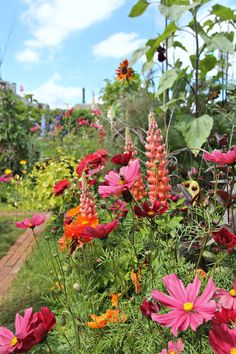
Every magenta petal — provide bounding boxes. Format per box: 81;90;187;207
194;277;215;306
162;274;187;302
186;275;201;302
0;327;15;344
151;289;182;308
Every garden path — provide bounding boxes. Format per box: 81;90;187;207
0;211;51;303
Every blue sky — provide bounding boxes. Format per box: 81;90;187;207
0;0;161;107
0;0;235;108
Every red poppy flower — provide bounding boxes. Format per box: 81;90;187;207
110;152;132;166
116;59;134;81
76;149;108;178
203;146;236;165
134;200;168;218
53;179;70;196
212;227;236;253
79;219;119;242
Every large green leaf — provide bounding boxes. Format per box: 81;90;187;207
211;4;236;21
178;114;213;156
130;47;148;65
199;54;217;78
153;21;178;49
202;33;235;53
157;69;179;95
159;3;200;21
129;0;149;17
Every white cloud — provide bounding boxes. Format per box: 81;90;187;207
93;32;146;59
15;48;40;63
17;0;126;62
31;73;82;108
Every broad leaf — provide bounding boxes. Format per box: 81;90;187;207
159;3;200;21
173;41;187;52
212;4;236;21
157;69;179;95
199;54;217;78
130;47;148;65
153;21;178;49
178;114;213;156
129;0;149;17
203;33;235;53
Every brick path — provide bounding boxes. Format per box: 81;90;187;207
0;212;51;303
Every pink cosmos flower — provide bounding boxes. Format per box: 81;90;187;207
79;219;119;242
98;159;140;198
218;278;236;310
158;339;184;354
203;146;236;165
209;323;236;354
151;274;216;336
0;307;56;353
16;213;46;229
0;308;35;353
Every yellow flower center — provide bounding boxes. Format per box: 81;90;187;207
119;175;126;185
230;289;236;297
230;348;236;354
147;211;155;216
183;302;194;312
10;336;18;347
170;352;175;354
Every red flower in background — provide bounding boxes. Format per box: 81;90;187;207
203;146;236;165
212;227;236;253
134;200;168;218
53;179;70;196
33;307;56;344
65;108;73;117
30;125;40;132
76;149;108;178
16;213;46;229
140;299;160;320
212;307;236;326
77;118;89;126
110;152;132;166
80;219;119;242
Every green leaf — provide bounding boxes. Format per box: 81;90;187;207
129;0;149;17
142;60;154;73
153;21;178;49
159;3;200;21
130;47;148;65
203;33;235;53
199;54;217;78
178;114;213;156
212;4;236;21
146;46;156;62
157;69;179;95
173;41;187;52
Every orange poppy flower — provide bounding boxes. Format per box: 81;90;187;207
110;293;122;308
131;267;141;293
87;309;127;328
116;59;134;81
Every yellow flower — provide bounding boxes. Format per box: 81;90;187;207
22;170;27;175
4;169;12;175
20;160;27;165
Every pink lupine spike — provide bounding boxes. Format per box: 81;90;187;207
80;172;98;219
